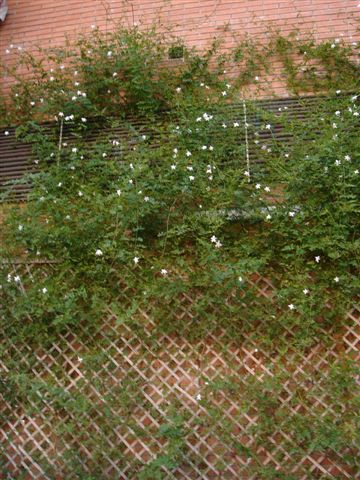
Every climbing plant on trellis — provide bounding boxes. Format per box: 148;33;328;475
0;25;359;479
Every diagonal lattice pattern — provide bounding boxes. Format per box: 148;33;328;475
0;262;359;479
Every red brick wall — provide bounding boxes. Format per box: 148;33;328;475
0;0;359;97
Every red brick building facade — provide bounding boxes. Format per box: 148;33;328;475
0;0;359;97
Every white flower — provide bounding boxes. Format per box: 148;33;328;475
209;145;214;151
336;90;341;94
201;145;207;150
186;150;192;157
18;225;23;231
78;191;83;197
196;117;202;122
95;249;103;256
303;288;309;295
112;72;118;77
222;123;227;128
81;117;87;123
102;153;107;158
315;256;320;263
116;189;121;196
266;214;272;220
42;287;48;294
49;76;55;82
107;51;112;57
77;356;83;362
332;123;337;129
196;393;202;401
4;131;9;136
289;211;295;217
144;196;150;202
171;164;176;170
14;275;20;283
244;171;250;177
189;176;195;181
354;170;359;175
264;186;271;192
133;257;139;264
238;276;243;282
72;148;77;153
187;166;193;171
65;215;71;220
175;87;181;93
255;183;261;189
335;111;340;116
215;240;222;248
334;276;340;283
265;124;271;130
288;304;295;310
221;91;227;96
211;235;217;243
344;155;351;161
58;112;64;117
160;269;168;276
233;122;240;127
335;160;341;166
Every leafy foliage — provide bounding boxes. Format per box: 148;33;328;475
0;25;359;479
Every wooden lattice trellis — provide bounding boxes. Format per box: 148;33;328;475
0;262;359;479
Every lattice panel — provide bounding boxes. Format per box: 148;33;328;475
0;262;359;479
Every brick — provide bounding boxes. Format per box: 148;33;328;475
0;0;359;99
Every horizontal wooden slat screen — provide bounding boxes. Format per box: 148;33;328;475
0;95;324;201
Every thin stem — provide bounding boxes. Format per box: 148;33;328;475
243;100;251;182
57;118;64;167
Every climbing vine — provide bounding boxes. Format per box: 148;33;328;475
0;25;359;479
